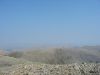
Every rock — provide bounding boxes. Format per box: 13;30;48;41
2;63;100;75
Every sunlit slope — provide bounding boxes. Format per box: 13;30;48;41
0;56;33;68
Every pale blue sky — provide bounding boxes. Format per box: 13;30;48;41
0;0;100;48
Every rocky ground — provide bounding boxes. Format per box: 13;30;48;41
0;63;100;75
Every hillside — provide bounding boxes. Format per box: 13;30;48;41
16;47;100;64
0;46;100;75
0;56;34;73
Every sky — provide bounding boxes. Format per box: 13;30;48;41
0;0;100;49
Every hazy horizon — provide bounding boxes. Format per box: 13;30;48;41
0;0;100;49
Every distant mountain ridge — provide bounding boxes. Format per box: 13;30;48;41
82;45;100;51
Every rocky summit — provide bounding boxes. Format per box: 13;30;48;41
1;63;100;75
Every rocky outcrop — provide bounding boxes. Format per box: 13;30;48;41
2;63;100;75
